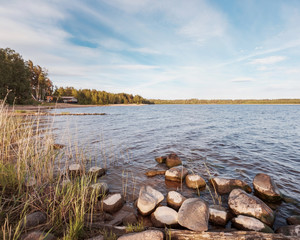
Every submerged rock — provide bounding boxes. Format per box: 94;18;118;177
253;173;282;202
118;230;164;240
145;170;166;177
228;189;275;226
102;193;124;214
137;186;164;216
165;166;188;182
276;225;300;237
210;177;252;194
185;174;206;189
88;166;106;177
178;198;209;231
167;191;186;211
23;231;56;240
209;205;230;226
166;153;182;168
287;215;300;225
151;206;178;227
155;156;167;164
232;215;274;233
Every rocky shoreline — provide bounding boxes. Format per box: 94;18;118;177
21;153;300;240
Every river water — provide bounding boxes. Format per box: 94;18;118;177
50;104;300;229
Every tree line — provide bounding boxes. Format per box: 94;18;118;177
54;87;153;105
0;48;53;104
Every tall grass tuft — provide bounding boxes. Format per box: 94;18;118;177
0;98;100;239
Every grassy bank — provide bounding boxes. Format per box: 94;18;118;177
0;100;103;239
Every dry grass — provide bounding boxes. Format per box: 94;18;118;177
0;97;101;240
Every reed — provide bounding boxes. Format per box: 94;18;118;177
0;99;101;240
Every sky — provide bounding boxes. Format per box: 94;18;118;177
0;0;300;100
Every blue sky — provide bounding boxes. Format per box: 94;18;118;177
0;0;300;99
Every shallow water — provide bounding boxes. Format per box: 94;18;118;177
50;104;300;229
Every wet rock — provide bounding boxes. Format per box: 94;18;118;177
165;166;188;182
185;174;206;189
178;198;209;231
109;205;136;226
209;205;230;226
68;163;84;176
23;231;56;240
209;177;252;194
145;170;166;177
253;173;282;202
276;225;300;237
232;215;274;233
118;230;163;240
287;215;300;225
155;156;167;164
166;153;182;168
102;193;124;214
137;186;164;216
167;191;186;211
228;189;275;226
151;206;178;227
22;211;47;229
137;215;153;228
90;182;109;196
89;166;106;177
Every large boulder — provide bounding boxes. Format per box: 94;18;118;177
167;191;185;211
228;189;275;226
209;205;230;226
178;198;209;231
102;193;124;214
209;177;252;194
151;206;178;227
118;230;164;240
253;173;282;202
165;166;188;182
287;215;300;225
276;225;300;237
166;153;182;168
137;186;164;216
232;215;274;233
185;174;206;189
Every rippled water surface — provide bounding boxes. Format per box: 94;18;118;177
51;104;300;229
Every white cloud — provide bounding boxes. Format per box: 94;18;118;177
230;77;255;83
250;56;286;65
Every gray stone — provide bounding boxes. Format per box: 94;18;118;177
137;186;164;216
287;215;300;225
102;193;124;214
276;225;300;237
165;166;188;182
178;198;209;231
167;191;185;211
253;173;282;202
89;166;106;177
232;215;274;233
22;211;47;229
151;206;178;227
209;205;230;226
228;189;275;226
185;174;206;189
166;153;182;168
90;182;109;196
122;213;138;226
23;231;56;240
68;163;84;176
118;230;163;240
86;235;104;240
210;177;252;194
